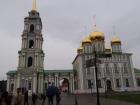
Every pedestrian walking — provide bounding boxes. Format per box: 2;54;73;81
24;90;28;105
41;94;46;105
14;89;22;105
5;93;13;105
32;93;37;105
46;83;56;105
56;88;61;105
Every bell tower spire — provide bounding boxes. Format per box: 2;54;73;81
32;0;37;11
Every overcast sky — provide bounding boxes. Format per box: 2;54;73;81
0;0;140;80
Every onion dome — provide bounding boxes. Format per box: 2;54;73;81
77;46;83;54
82;36;91;45
90;31;104;41
111;36;121;45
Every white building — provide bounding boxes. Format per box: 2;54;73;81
72;25;140;93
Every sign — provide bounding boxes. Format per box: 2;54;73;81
85;59;101;68
96;53;112;58
86;59;95;68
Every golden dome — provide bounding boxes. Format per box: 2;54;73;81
77;46;83;53
90;31;104;41
111;36;121;44
82;36;91;45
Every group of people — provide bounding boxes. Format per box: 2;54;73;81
0;83;61;105
0;91;13;105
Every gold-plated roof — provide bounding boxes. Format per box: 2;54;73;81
89;17;105;41
111;36;121;44
77;46;83;53
32;0;37;11
82;36;91;45
90;31;104;40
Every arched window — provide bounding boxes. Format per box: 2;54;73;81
137;78;140;87
116;79;120;87
114;63;119;73
98;79;102;88
126;79;129;87
29;40;34;48
28;57;33;67
30;24;34;32
11;83;14;92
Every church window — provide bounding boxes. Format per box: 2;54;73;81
98;79;102;88
87;68;91;75
116;79;120;87
29;40;34;48
10;83;14;92
123;63;128;73
30;24;34;32
28;81;31;90
88;80;92;89
137;78;140;87
114;63;119;73
126;79;129;87
106;64;110;74
28;57;33;67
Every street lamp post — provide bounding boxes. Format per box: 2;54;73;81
94;51;100;105
86;50;112;105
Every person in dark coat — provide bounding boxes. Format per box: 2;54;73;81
46;83;56;105
41;94;46;105
24;90;28;105
56;88;61;105
14;89;22;105
6;93;13;105
32;93;37;105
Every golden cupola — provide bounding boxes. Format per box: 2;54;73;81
77;46;83;54
82;36;91;45
89;23;105;41
111;36;121;45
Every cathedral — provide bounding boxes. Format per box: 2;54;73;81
7;0;140;95
72;24;140;93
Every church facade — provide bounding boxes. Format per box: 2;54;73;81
72;26;140;93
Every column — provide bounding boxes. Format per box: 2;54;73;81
120;64;124;91
33;73;37;93
72;76;74;93
24;39;26;48
41;41;43;49
34;55;36;66
37;40;39;49
18;55;21;67
14;76;17;94
93;67;96;90
21;39;24;49
23;55;25;67
39;40;41;49
7;75;10;92
40;75;44;93
70;77;73;93
17;74;20;88
36;55;38;66
57;76;59;87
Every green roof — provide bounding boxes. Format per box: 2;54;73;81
44;69;73;73
134;68;140;74
7;70;17;75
